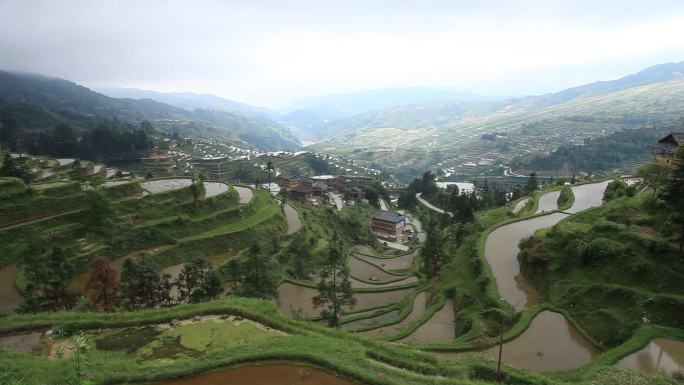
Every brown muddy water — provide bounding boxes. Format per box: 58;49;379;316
342;310;401;331
277;282;412;318
233;186;254;204
0;263;21;313
616;338;684;378
535;191;560;214
0;331;43;354
361;292;427;338
160;263;187;300
350;275;418;289
400;299;455;344
352;250;416;271
566;181;610;213
284;204;302;235
348;256;407;284
437;311;599;372
154;363;358;385
485;213;569;310
203;182;229;198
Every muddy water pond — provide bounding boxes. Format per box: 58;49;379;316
0;263;21;313
203;182;229;198
566;181;610;213
616;338;684;378
400;299;455;344
234;186;254;203
0;331;43;354
348;256;407;284
141;179;193;194
284;204;302;234
485;213;569;310
277;282;412;318
438;311;599;372
361;292;427;338
350;275;418;289
154;363;358;385
535;191;560;214
160;263;187;300
342;310;401;331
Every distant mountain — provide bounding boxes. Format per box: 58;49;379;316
520;61;684;108
0;71;300;151
280;105;353;139
280;87;503;115
95;86;276;119
309;61;684;180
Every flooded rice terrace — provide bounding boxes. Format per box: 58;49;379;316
154;363;358;385
284;203;302;234
141;178;193;194
535;190;560;213
202;181;229;198
277;282;412;318
617;338;684;377
0;263;21;313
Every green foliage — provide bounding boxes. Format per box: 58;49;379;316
603;179;636;201
511;126;674;175
312;243;356;328
117;258;172;310
577;237;629;264
83;189;115;234
176;259;222;304
21;246;76;312
233;243;278;299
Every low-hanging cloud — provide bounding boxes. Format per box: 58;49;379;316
1;0;684;107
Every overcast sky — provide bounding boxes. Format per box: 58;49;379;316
1;0;684;108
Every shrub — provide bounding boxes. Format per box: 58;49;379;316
577;237;628;264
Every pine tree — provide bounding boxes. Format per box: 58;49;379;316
312;244;356;328
237;243;277;299
175;258;221;303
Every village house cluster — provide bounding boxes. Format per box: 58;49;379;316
276;174;373;204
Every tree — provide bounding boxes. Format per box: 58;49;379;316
0;153;19;178
85;257;117;311
83;189;115;233
663;146;684;251
175;258;222;303
525;172;538;194
237;243;277;299
52;123;77;157
636;162;674;198
117;258;170;310
422;225;443;278
312;244;356;328
21;246;76;311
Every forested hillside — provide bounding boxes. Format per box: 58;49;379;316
0;71;300;151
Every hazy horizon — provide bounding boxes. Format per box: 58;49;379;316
2;0;684;108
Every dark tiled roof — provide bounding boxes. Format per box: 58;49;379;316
372;210;404;223
658;133;684;145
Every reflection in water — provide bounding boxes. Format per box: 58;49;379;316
203;182;229;198
277;282;412;317
233;186;254;204
535;191;560;214
0;263;21;313
485;213;569;310
617;338;684;378
437;311;599;372
284;204;302;234
400;299;455;343
361;292;427;337
154;363;357;385
566;181;609;213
